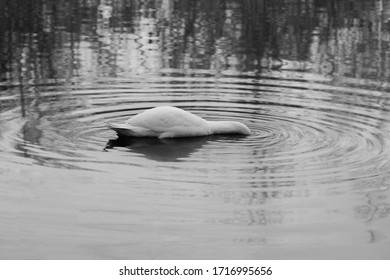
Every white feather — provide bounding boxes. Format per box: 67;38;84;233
107;106;251;138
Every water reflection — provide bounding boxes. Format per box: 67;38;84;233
104;136;207;161
2;0;390;82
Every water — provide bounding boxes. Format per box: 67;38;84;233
1;0;390;259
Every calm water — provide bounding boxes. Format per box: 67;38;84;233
1;0;390;259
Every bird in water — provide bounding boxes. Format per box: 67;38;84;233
107;106;251;139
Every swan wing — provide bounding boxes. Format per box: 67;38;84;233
127;106;207;132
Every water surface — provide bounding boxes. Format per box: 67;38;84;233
1;0;390;259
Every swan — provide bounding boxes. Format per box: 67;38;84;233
107;106;251;138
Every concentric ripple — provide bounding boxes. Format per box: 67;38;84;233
2;70;390;190
2;69;390;259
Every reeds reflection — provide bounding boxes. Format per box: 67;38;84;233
2;0;390;83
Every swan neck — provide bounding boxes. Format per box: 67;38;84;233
207;120;248;135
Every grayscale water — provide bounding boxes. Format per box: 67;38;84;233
1;0;390;259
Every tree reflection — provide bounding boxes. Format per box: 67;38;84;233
2;0;390;83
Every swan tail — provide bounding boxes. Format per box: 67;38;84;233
106;122;136;137
106;122;157;137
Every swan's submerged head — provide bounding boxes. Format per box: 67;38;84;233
207;120;251;135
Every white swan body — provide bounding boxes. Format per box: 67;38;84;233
107;106;251;138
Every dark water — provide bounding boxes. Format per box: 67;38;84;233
1;0;390;259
